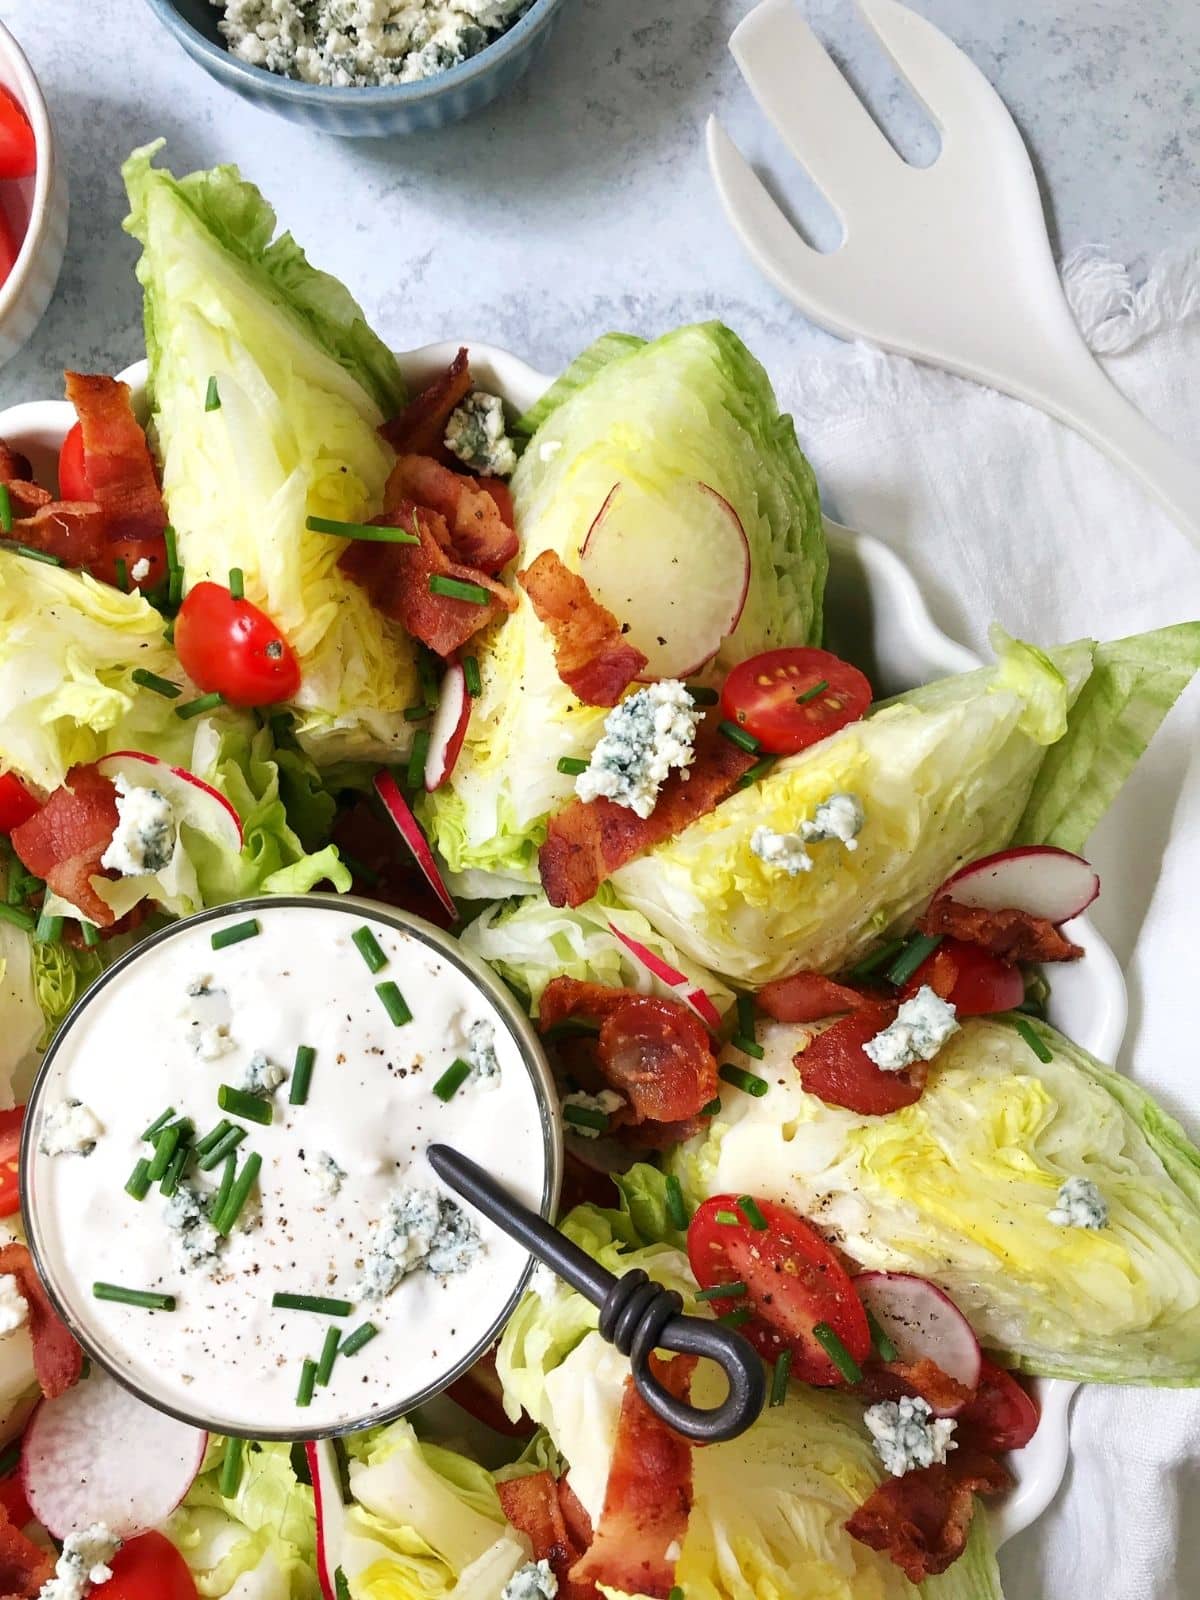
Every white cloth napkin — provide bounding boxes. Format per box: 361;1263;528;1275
776;244;1200;1600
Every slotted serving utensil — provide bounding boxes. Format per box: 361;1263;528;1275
708;0;1200;551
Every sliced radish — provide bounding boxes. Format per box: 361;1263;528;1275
374;770;457;922
579;481;751;680
96;751;243;853
423;663;471;793
308;1439;345;1600
856;1272;982;1412
606;921;724;1033
22;1367;206;1538
934;846;1098;926
681;987;724;1032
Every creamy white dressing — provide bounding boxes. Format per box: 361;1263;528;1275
26;903;550;1436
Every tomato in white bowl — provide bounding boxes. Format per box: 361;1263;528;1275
0;20;67;369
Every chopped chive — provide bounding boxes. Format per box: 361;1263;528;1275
351;925;388;974
564;1103;610;1132
700;1096;722;1117
665;1173;689;1231
228;566;244;599
335;1570;351;1600
463;655;482;697
556;756;588;776
79;919;100;947
0;483;10;532
407;729;431;789
685;684;719;706
769;1348;792;1406
866;1308;899;1364
306;514;419;545
738;1196;769;1232
196;1124;247;1171
141;1106;176;1142
131;667;182;699
0;906;34;932
194;1119;233;1158
433;1058;472;1103
813;1321;863;1384
269;710;295;747
885;933;942;987
164;524;179;571
696;1281;747;1302
339;1321;379;1358
735;754;778;790
403;704;430;723
716;1306;754;1329
124;1158;152;1201
848;938;907;980
289;1044;316;1106
211;917;260;950
296;1357;318;1408
148;1122;182;1182
34;911;62;945
9;544;63;566
668;1589;685;1600
717;719;760;754
160;1140;192;1197
416;649;440;708
205;376;222;412
375;981;412;1027
176;691;224;721
1012;1016;1053;1063
93;1283;175;1311
5;870;23;907
210;1152;237;1223
219;1436;244;1498
168;567;184;605
218;1085;274;1126
731;1035;765;1060
162;619;175;645
540;1018;600;1042
113;557;128;592
338;852;380;887
427;574;490;605
213;1152;262;1236
316;1324;341;1387
272;1293;353;1317
714;1209;740;1226
718;1063;768;1098
736;993;756;1039
796;678;829;704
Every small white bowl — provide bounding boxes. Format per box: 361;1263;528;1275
0;21;68;370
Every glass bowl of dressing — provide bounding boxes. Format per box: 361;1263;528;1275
21;894;561;1440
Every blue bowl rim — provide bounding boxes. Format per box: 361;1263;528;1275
141;0;566;104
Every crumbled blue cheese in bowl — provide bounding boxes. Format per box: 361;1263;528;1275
211;0;534;88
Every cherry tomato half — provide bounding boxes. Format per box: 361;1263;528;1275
102;1531;198;1600
174;581;301;708
57;421;93;502
0;88;35;183
797;1003;927;1116
89;536;169;595
688;1195;871;1385
721;647;872;756
956;1357;1040;1453
905;939;1025;1017
0;774;39;835
0;1106;22;1218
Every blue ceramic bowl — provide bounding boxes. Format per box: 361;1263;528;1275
141;0;571;136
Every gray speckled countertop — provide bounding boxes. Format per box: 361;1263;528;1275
1;0;1197;403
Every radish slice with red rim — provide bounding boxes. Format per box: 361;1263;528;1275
96;751;243;853
423;663;470;793
374;771;457;922
934;846;1099;926
308;1439;345;1600
681;986;724;1032
856;1271;982;1411
606;921;724;1033
22;1366;207;1538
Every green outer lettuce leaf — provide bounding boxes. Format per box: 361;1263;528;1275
1018;621;1200;851
610;1162;690;1252
512;332;646;437
30;939;102;1051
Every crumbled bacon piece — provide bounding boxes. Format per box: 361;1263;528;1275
64;373;166;544
539;977;636;1033
796;1003;929;1116
758;971;871;1023
0;1504;56;1597
337;502;516;657
518;550;647;707
845;1446;1011;1582
539;721;756;908
858;1356;974;1416
571;1354;695;1599
379;347;472;457
10;765;119;928
497;1472;597;1600
4;501;106;567
0;442;33;483
385;454;517;575
0;1242;83;1400
918;898;1083;963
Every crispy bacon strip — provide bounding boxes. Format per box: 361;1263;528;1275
338;503;516;657
858;1357;974;1416
758;971;870;1023
0;1505;56;1597
4;501;106;567
0;1243;83;1400
385;454;517;575
557;1477;594;1551
518;550;647;707
10;765;119;928
64;373;166;543
0;442;33;483
539;978;637;1033
497;1473;597;1600
540;721;757;908
379;347;472;456
845;1447;1011;1583
918;898;1083;963
571;1355;695;1599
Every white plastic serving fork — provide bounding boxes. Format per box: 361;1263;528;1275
708;0;1200;552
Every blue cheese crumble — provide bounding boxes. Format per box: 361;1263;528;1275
445;393;518;478
865;1397;957;1477
1048;1175;1108;1230
100;776;176;877
466;1018;500;1090
863;985;959;1072
576;682;699;819
312;1151;346;1199
751;792;866;877
211;1;531;88
562;1088;624;1138
240;1051;287;1097
750;826;812;877
164;1184;222;1273
181;977;236;1061
39;1099;102;1157
0;1274;27;1337
502;1561;559;1600
39;1522;122;1600
358;1187;483;1300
